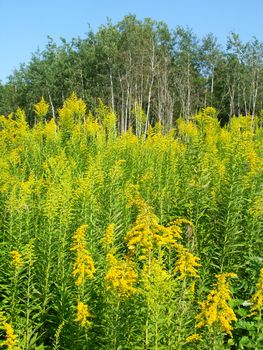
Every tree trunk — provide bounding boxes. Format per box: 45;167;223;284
48;89;56;120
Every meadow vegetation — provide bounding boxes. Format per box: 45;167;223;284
0;93;262;349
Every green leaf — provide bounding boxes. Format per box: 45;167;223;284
239;336;254;348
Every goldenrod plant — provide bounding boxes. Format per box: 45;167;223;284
0;94;262;349
34;97;49;122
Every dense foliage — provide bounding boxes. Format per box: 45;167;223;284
0;95;262;349
1;15;263;127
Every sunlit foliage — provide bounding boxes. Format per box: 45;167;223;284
0;96;262;349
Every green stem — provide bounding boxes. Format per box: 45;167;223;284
114;299;120;350
155;317;158;350
145;310;149;350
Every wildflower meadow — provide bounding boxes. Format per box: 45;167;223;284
0;93;262;349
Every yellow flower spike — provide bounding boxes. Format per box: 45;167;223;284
174;243;201;280
250;268;263;316
186;333;202;343
196;273;237;336
15;108;27;129
34;97;49;119
105;253;138;298
43;118;58;140
95;98;116;130
189;281;196;295
101;223;115;250
84;111;102;136
125;195;189;260
58;92;86;131
71;225;96;286
142;258;171;294
10;250;23;269
3;322;20;350
177;119;199;138
76;301;92;328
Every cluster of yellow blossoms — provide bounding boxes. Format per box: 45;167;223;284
2;322;20;350
125;196;190;256
101;223;115;250
71;225;95;329
125;195;201;283
71;225;96;286
10;250;23;269
0;310;20;350
196;273;237;336
58;92;86;127
173;243;201;280
75;301;92;328
34;97;49;119
250;268;263;316
105;253;138;297
141;257;171;299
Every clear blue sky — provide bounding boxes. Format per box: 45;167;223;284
1;0;263;82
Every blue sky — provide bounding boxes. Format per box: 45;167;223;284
1;0;263;82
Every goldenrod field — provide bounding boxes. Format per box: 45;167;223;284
0;94;262;349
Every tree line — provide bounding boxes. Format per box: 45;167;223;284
1;15;263;129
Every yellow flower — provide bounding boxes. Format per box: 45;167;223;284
10;250;23;269
177;119;198;138
219;128;231;144
189;281;196;295
125;196;187;259
71;225;88;249
101;224;115;250
3;322;20;350
58;92;86;130
142;257;171;297
71;225;96;286
84;112;101;136
43;118;58;140
76;301;92;328
186;333;202;343
34;97;49;119
248;190;263;217
196;273;237;336
72;251;96;286
105;253;137;297
174;243;201;279
250;268;263;316
95;98;116;130
109;160;126;180
202;106;217;118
